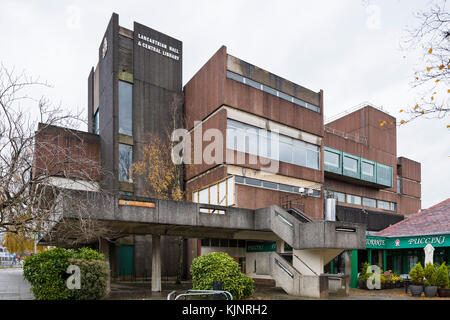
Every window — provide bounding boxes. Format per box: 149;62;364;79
378;200;390;210
279;184;293;192
118;80;133;136
362;162;374;176
193;176;235;211
363;197;377;208
397;177;402;194
226;119;320;170
246;178;261;187
262;181;278;189
93;110;99;135
324;150;340;167
334;192;346;203
347;194;362;205
390;202;397;211
376;163;392;187
226;71;320;113
343;156;358;172
118;144;133;182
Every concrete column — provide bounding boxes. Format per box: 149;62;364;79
276;240;285;253
152;235;161;292
344;251;352;294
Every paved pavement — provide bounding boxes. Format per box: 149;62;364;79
0;267;34;300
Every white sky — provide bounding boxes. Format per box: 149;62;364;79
0;0;448;209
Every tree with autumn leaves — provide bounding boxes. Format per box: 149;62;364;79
130;94;186;283
400;0;449;126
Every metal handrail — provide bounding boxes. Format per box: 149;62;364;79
167;289;233;300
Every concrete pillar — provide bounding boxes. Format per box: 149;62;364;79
276;240;285;254
344;251;352;294
152;235;161;292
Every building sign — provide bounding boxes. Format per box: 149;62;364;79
366;237;385;248
118;199;155;208
246;241;277;252
366;235;450;249
136;33;180;61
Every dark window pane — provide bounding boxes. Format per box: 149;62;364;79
263;85;277;96
279;184;293;192
118;144;133;182
229;239;238;247
220;239;229;247
245;77;261;90
227;71;244;83
201;239;210;246
238;240;246;248
292;97;306;107
278;91;293;102
262;181;278;189
235;176;244;184
210;239;220;247
118;81;133;136
245;178;261;187
94;110;99;135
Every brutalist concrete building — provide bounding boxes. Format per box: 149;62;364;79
35;12;422;297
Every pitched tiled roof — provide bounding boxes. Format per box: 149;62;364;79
375;198;450;238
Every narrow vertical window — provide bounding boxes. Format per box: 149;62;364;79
118;144;133;182
118;81;133;136
93;110;99;135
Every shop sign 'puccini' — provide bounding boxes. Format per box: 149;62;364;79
136;33;180;61
366;235;450;249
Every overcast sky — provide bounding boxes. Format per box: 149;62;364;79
0;0;448;209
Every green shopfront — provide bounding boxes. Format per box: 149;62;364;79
348;234;450;287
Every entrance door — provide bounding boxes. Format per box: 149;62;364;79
119;245;134;278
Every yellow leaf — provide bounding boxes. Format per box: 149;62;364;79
414;105;419;110
439;65;444;70
399;109;404;113
426;67;431;71
435;79;440;83
448;89;450;93
420;110;424;114
428;48;433;54
431;96;434;101
400;120;405;124
447;125;450;128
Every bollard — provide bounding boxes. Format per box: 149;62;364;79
212;280;223;300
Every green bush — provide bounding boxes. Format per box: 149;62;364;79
190;252;254;299
358;262;370;282
67;258;109;300
409;262;424;285
424;263;437;286
23;247;108;300
436;262;449;289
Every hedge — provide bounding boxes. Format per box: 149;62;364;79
23;247;108;300
190;252;254;299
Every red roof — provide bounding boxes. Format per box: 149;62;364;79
375;198;450;238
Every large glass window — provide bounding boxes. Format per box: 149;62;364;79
93;110;99;135
118;81;133;136
363;197;377;208
377;163;392;187
324;150;340;167
343;156;358;172
226;119;320;170
333;192;346;203
362;162;374;176
118;144;133;182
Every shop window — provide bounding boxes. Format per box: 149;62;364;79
93;110;99;134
